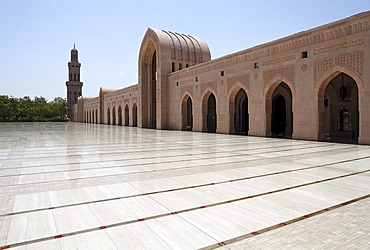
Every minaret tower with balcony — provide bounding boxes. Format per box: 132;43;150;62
66;44;83;105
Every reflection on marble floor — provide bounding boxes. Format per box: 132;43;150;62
0;122;369;249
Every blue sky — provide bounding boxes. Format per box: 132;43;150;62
0;0;369;100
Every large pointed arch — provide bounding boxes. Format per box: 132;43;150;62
315;66;363;143
140;39;157;129
138;28;211;129
264;76;295;138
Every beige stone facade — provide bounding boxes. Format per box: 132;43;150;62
69;12;370;144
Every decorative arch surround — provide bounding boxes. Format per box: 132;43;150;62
264;77;295;138
314;51;364;82
180;93;193;131
315;66;364;102
228;85;249;135
316;67;361;143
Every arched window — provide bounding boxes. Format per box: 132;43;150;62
338;107;352;132
179;63;182;70
172;62;175;72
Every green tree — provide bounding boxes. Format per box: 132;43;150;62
32;96;48;121
0;95;12;121
49;97;69;120
18;96;33;121
0;95;69;122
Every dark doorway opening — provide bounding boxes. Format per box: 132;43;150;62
272;95;286;137
150;51;157;128
207;94;217;133
112;107;116;125
118;106;122;126
107;108;111;125
234;89;248;135
125;105;129;126
186;97;193;131
132;104;138;127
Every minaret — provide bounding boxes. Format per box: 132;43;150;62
66;44;83;105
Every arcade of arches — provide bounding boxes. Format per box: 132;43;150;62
71;12;370;145
103;104;138;128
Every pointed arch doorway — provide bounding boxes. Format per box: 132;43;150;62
207;94;217;133
181;95;193;131
141;46;157;129
232;89;248;135
270;82;293;138
112;107;116;125
125;105;129;126
320;73;359;144
107;107;111;125
118;106;122;126
132;103;138;127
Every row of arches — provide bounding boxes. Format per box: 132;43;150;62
181;83;292;137
180;72;359;144
84;103;138;127
85;109;98;124
106;103;138;127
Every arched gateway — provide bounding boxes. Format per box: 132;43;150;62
266;82;293;139
138;28;211;129
319;72;359;144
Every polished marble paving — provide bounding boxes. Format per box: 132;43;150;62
0;122;369;249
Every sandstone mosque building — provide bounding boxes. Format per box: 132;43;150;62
67;11;370;145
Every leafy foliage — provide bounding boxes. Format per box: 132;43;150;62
0;95;69;122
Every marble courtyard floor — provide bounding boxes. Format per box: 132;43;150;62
0;122;369;249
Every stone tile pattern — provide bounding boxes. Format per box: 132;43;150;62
222;197;370;250
0;122;369;249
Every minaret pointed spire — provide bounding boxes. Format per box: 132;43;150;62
66;45;83;106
